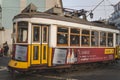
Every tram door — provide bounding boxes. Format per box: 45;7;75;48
31;25;48;65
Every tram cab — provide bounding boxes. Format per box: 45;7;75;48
8;20;53;70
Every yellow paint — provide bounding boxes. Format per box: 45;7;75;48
116;46;120;59
8;45;31;69
48;48;52;66
27;45;31;67
31;44;49;65
105;49;114;54
8;43;51;69
8;60;29;69
31;44;41;64
41;44;48;64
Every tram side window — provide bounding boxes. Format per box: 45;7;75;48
57;27;68;46
100;32;106;46
108;33;113;47
33;27;40;42
81;30;90;46
91;31;99;46
70;28;80;46
17;22;28;43
13;23;16;43
116;34;120;45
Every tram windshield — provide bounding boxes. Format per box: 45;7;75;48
17;21;28;43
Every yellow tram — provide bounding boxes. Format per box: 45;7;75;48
8;4;120;73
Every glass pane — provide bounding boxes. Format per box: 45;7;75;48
81;30;90;46
71;28;80;34
100;32;106;46
116;34;119;45
33;27;40;41
58;27;68;33
70;35;79;45
100;37;106;46
43;27;48;43
43;46;46;60
82;30;90;35
108;33;113;37
13;23;16;43
33;46;39;60
108;38;113;47
108;33;113;47
100;32;106;37
17;22;28;42
81;36;89;46
57;27;68;45
91;31;99;46
57;34;68;44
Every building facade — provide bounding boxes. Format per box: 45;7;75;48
0;0;62;53
109;1;120;45
109;1;120;29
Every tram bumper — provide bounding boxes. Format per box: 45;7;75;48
8;59;29;71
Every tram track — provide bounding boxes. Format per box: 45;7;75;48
12;62;120;80
20;66;105;79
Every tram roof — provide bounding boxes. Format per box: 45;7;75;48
13;3;117;30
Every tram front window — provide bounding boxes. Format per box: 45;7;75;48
17;22;28;43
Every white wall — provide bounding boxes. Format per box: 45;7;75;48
0;29;12;55
45;0;62;10
20;0;26;12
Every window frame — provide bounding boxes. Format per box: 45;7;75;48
70;28;80;46
42;26;48;43
32;26;40;42
100;31;106;47
107;33;113;47
17;21;28;43
12;22;17;43
81;29;90;46
33;46;39;60
91;30;99;47
57;26;69;46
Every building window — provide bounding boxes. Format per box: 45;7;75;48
57;27;68;46
70;28;80;46
17;21;28;43
91;31;99;46
100;32;106;46
81;30;90;46
108;33;113;47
